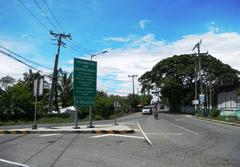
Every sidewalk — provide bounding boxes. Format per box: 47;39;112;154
0;124;134;134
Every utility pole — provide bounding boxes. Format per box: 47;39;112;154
128;75;137;112
192;40;203;114
48;31;71;113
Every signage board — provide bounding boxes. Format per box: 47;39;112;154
199;94;205;105
73;58;97;107
192;100;199;105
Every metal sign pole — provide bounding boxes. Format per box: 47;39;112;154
73;98;80;129
88;106;94;128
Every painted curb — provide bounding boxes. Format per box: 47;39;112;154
0;129;134;134
195;117;240;127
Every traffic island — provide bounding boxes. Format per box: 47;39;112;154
0;124;134;134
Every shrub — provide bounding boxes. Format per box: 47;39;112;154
210;108;220;117
95;115;103;121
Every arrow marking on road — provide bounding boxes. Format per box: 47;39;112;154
0;159;29;167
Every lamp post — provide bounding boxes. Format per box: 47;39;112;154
88;50;108;128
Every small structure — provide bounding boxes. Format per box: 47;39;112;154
217;89;240;119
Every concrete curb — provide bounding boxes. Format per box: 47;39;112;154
0;129;134;135
195;116;240;127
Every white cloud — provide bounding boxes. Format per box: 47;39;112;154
104;37;131;43
97;31;240;95
139;19;150;29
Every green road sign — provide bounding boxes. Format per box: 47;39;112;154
73;58;97;107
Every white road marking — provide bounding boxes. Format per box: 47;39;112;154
120;122;137;125
0;159;29;167
168;122;200;135
89;134;110;138
133;128;141;132
39;134;61;137
89;134;144;139
145;132;183;135
137;121;152;146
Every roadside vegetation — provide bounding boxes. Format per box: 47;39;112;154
0;69;152;126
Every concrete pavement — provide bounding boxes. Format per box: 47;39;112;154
0;112;240;167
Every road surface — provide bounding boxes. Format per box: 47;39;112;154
0;112;240;167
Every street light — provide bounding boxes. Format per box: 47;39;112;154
91;50;108;60
88;50;108;128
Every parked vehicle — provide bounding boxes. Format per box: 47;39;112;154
142;106;152;115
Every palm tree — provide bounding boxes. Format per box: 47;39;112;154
23;69;41;88
58;68;73;108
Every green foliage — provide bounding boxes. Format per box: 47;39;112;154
0;82;33;121
94;115;104;120
210;108;220;117
139;54;240;112
0;75;15;90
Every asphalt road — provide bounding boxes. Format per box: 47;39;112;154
0;112;240;167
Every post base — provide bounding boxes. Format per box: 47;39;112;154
73;126;80;129
32;124;37;129
87;125;95;128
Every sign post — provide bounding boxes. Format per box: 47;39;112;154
73;58;97;129
114;100;119;125
32;76;44;129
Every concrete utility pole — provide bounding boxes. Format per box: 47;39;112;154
192;40;203;113
128;75;138;112
48;31;71;113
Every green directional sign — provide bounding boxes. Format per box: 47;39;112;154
73;58;97;107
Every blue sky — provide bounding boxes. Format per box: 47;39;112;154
0;0;240;95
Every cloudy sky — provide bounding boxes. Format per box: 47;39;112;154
0;0;240;96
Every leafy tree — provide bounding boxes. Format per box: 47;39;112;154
139;54;240;112
0;75;15;90
0;82;33;121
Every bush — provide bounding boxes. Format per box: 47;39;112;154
210;108;220;117
94;115;103;120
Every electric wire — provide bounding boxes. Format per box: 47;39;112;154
42;0;65;32
0;45;53;71
18;0;50;32
33;0;60;32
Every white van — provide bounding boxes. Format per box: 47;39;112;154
142;106;152;115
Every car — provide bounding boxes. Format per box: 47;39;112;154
142;106;152;115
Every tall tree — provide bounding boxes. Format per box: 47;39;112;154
139;54;240;112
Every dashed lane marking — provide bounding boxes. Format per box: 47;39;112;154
0;158;29;167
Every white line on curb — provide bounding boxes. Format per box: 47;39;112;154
137;121;152;146
0;159;29;167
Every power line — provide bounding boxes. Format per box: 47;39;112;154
0;45;53;71
18;0;49;32
0;49;50;77
42;0;65;32
33;0;60;32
